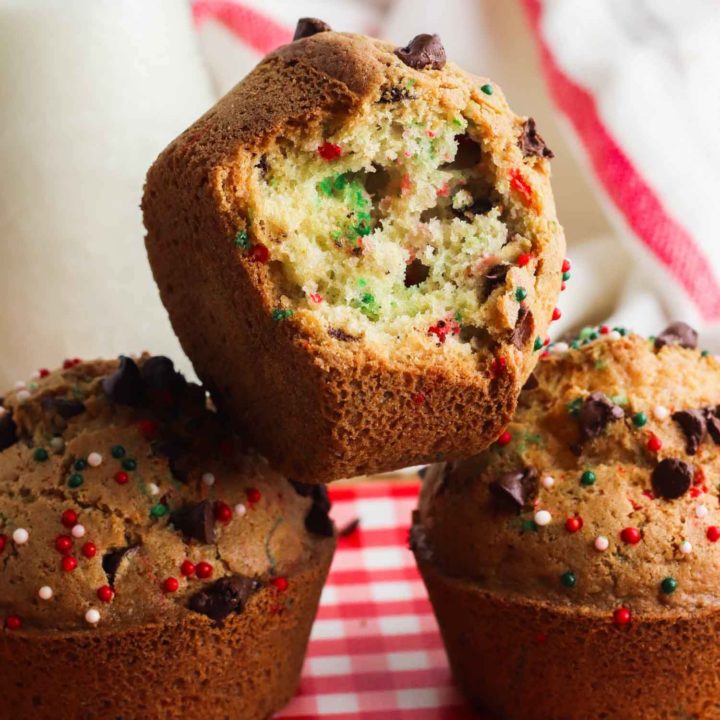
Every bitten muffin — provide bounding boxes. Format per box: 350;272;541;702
413;322;720;720
0;355;335;720
142;19;566;483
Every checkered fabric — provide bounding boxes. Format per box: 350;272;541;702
278;480;476;719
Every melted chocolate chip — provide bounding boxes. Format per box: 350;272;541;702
654;322;698;350
705;407;720;444
140;356;187;397
522;373;539;391
291;481;334;537
519;118;554;159
188;575;259;622
293;17;332;41
328;327;359;342
170;500;215;544
578;392;624;442
483;263;511;299
41;397;86;419
0;412;17;451
672;410;707;455
338;518;360;537
152;435;191;482
652;458;693;500
510;307;534;349
102;356;145;406
489;468;538;511
102;546;138;587
378;86;414;104
404;258;430;287
394;34;446;70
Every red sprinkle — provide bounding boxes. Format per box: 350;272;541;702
309;292;323;304
428;318;460;344
61;509;78;528
646;433;662;452
490;357;507;378
114;471;129;485
620;527;641;545
271;576;289;592
509;168;534;206
137;419;159;440
318;142;342;161
61;556;78;572
613;607;632;626
497;431;512;446
81;542;97;559
436;183;450;197
5;615;22;631
250;243;270;263
55;535;73;555
0;534;7;553
565;516;583;534
214;501;233;524
707;526;720;543
599;325;610;334
246;488;262;505
400;174;412;195
562;258;572;273
561;281;567;292
163;577;180;593
196;561;213;580
62;358;82;369
411;392;426;406
38;368;50;378
97;585;115;603
552;308;562;322
517;253;532;268
180;560;196;577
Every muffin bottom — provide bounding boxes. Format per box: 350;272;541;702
416;555;720;720
0;538;334;720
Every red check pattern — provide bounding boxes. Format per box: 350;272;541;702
277;480;475;719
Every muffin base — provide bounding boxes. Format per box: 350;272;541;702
0;538;334;720
416;555;720;720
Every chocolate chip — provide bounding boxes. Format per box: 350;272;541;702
483;263;511;299
409;524;433;562
102;546;138;587
293;17;331;41
489;468;538;510
672;410;707;455
338;518;360;537
170;500;215;544
0;412;17;452
140;356;186;396
394;34;446;70
404;258;430;287
452;197;493;220
378;86;414;104
102;356;145;406
522;373;539;391
291;481;334;537
188;575;259;622
577;392;624;442
519;118;554;159
705;407;720;444
652;458;693;500
510;307;534;349
40;396;86;427
654;322;698;350
152;436;191;482
290;480;330;511
328;327;359;342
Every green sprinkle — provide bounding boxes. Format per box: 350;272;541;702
533;337;543;352
580;470;596;487
111;445;126;459
271;308;294;322
563;271;571;281
33;448;49;462
452;117;463;127
150;503;168;519
567;398;583;416
613;327;627;336
594;359;607;370
406;78;416;88
122;458;137;471
579;326;595;341
520;519;538;533
68;474;84;489
318;177;333;196
358;279;367;288
560;571;577;588
702;350;710;357
74;458;87;471
515;287;527;302
361;292;375;305
480;83;493;95
570;340;581;350
633;412;648;428
660;577;678;595
234;229;250;249
454;310;463;322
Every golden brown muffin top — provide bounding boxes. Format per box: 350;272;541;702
417;323;720;619
0;356;333;632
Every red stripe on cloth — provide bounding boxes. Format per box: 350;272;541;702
330;481;421;502
328;567;420;585
300;666;451;695
192;0;292;55
284;707;474;720
520;0;720;321
308;632;446;656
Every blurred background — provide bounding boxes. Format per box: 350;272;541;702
1;0;719;388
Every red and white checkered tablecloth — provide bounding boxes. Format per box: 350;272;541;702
278;480;477;720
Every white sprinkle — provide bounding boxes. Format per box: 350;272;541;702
0;406;6;418
12;528;29;545
31;371;41;380
534;510;552;526
38;586;53;600
680;540;693;555
608;331;622;341
16;390;31;403
550;342;569;354
147;482;160;496
594;535;609;552
50;437;65;452
653;405;670;421
87;452;103;467
541;475;555;489
235;503;247;518
696;504;709;519
14;380;26;390
85;608;101;625
202;472;216;487
71;524;86;538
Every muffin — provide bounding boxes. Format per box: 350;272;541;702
142;19;566;483
413;322;720;720
0;355;335;720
